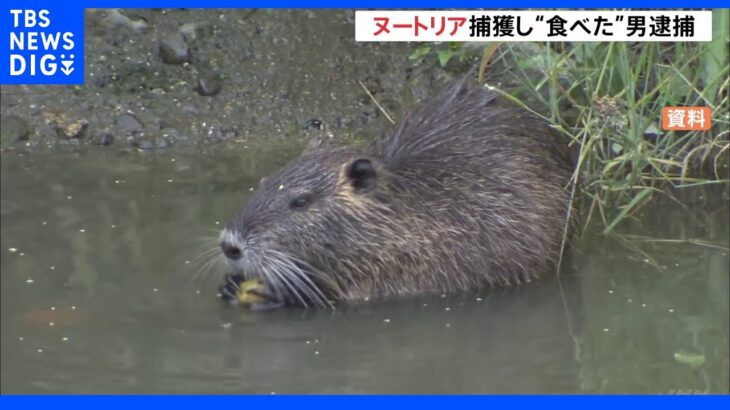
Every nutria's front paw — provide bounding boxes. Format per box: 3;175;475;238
218;273;246;304
218;274;284;310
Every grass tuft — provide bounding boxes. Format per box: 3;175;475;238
477;9;729;233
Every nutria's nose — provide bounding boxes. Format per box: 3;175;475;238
221;242;243;260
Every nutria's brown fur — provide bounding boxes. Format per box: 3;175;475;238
219;78;577;307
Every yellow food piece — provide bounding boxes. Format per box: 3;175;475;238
237;279;268;305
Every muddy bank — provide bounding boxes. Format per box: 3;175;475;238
1;9;475;152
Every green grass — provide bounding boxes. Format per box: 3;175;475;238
468;9;730;233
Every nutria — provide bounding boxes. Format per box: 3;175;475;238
218;77;576;308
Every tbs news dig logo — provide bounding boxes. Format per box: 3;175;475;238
2;8;84;84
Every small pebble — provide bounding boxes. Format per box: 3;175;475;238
302;118;323;130
53;118;88;139
9;248;17;253
383;318;390;323
107;9;149;33
159;32;190;64
195;72;223;96
98;133;114;146
132;139;157;151
0;115;32;142
116;113;144;133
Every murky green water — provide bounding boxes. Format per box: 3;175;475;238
1;146;728;393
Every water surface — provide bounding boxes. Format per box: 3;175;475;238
1;146;728;393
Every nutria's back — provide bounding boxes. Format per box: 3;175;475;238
219;80;576;307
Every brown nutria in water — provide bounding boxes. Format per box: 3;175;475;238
218;77;576;309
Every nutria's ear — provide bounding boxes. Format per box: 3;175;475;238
347;158;377;193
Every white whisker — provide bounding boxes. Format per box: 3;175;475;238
265;251;331;308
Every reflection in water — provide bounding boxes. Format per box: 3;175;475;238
1;146;728;393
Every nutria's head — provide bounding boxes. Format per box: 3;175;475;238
219;140;397;307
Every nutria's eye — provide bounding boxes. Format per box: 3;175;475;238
290;194;313;210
